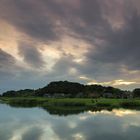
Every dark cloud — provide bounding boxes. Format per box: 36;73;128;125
0;0;107;42
0;0;58;42
51;0;140;71
0;49;16;80
86;9;140;71
0;48;15;66
69;0;107;39
18;42;45;68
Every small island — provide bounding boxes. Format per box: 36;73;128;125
0;81;140;114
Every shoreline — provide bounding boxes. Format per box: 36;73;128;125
1;97;140;109
1;97;140;115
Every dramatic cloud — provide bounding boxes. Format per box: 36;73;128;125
86;9;140;70
18;42;45;68
0;0;58;42
0;0;140;92
0;49;16;79
0;48;15;66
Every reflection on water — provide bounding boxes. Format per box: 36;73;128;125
0;104;140;140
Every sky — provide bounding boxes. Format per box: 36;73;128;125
0;0;140;93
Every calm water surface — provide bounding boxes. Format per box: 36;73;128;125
0;103;140;140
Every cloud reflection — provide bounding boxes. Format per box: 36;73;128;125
0;104;140;140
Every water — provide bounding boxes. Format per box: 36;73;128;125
0;103;140;140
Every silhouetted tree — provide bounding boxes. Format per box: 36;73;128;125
133;88;140;98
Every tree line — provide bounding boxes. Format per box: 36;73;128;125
2;81;140;98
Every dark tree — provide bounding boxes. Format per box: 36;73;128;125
133;88;140;98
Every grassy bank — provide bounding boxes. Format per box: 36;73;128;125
1;97;140;109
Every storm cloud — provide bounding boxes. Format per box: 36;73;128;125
86;9;140;71
18;42;45;68
0;49;16;79
0;0;58;42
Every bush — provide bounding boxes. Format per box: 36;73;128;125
121;101;140;107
